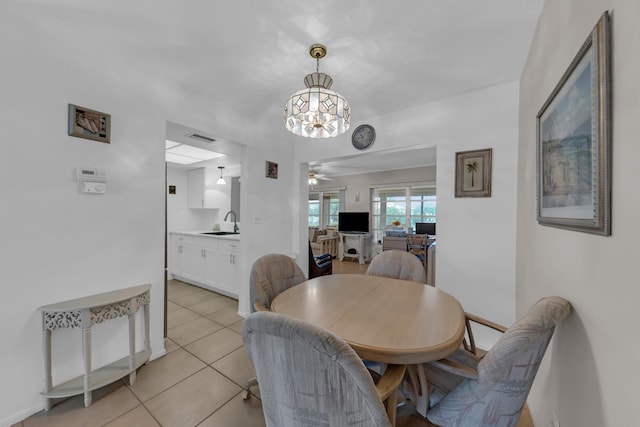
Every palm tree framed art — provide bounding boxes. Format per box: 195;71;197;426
455;148;492;197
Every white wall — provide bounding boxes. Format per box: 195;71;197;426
434;83;519;331
0;15;167;425
236;144;301;316
0;5;298;425
298;82;520;336
518;1;640;426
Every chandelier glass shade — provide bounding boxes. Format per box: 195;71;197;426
284;44;350;138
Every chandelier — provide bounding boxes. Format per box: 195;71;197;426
284;44;350;138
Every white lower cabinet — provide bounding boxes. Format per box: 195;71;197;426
216;240;239;296
170;233;239;298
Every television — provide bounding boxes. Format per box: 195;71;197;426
338;212;369;233
415;222;436;235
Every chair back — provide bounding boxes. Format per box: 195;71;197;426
427;296;571;427
243;311;392;427
366;250;426;283
407;234;429;263
249;254;306;312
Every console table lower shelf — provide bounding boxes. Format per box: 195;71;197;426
38;284;151;410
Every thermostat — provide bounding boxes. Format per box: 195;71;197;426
76;167;107;183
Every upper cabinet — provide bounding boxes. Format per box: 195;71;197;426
188;167;230;209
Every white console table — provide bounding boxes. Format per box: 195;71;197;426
339;232;373;264
38;284;151;410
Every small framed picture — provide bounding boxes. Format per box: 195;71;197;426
266;161;278;179
455;148;492;197
68;104;111;143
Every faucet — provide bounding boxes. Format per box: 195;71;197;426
224;210;239;233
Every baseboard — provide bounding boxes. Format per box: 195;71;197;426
1;401;45;427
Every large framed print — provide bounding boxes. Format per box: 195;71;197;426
536;12;611;236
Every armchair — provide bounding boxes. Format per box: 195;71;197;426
243;311;406;427
242;253;306;399
366;250;426;283
308;227;339;257
308;240;332;278
424;296;571;427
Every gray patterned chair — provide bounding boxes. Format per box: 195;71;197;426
366;250;426;283
243;311;406;427
249;253;306;312
424;296;571;427
242;254;307;399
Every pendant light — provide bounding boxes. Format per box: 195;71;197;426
284;44;350;138
216;166;226;185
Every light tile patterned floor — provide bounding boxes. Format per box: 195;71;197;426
15;259;532;427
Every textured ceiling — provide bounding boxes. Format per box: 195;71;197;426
19;0;543;176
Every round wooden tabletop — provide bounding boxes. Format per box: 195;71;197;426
271;274;465;364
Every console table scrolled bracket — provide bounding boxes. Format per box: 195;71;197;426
38;284;151;410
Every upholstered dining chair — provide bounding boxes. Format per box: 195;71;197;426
249;253;306;312
366;249;426;283
243;311;406;427
423;296;571;427
242;254;307;399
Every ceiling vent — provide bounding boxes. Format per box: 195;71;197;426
187;133;216;143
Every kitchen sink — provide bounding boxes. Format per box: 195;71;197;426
200;231;240;235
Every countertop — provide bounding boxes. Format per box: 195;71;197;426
169;230;240;241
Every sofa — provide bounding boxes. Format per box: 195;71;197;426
308;227;339;258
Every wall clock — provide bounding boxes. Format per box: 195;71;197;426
351;124;376;150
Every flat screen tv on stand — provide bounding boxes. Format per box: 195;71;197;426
338;212;369;233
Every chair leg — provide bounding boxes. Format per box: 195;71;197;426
386;389;399;427
242;377;258;400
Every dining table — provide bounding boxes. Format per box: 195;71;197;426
270;273;466;416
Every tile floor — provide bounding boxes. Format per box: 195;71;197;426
16;258;531;427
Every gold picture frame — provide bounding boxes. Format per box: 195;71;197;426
68;104;111;143
455;148;492;197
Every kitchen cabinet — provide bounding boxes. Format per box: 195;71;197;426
216;239;239;296
188;168;230;209
170;233;239;298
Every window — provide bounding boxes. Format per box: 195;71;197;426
308;193;320;227
308;190;345;228
371;184;436;242
410;187;436;229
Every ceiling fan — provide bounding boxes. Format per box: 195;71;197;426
308;169;331;186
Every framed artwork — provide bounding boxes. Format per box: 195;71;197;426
68;104;111;143
265;161;278;179
536;12;610;235
455;148;492;197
